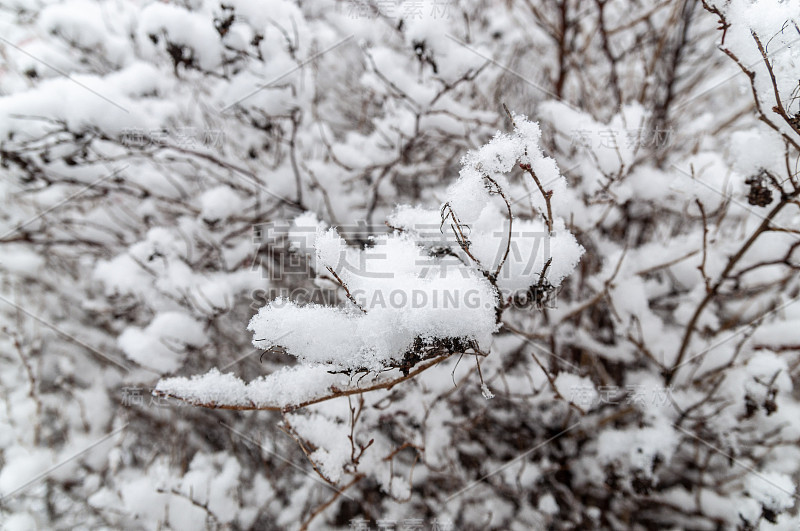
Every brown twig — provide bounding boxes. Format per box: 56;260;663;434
154;352;456;412
298;474;364;531
484;175;514;279
520;164;555;234
668;192;799;383
326;267;367;313
695;199;712;294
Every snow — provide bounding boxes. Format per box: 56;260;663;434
199;186;245;224
0;244;45;275
39;0;131;66
249;226;500;370
746;472;796;513
445;166;493;223
554;373;597;409
287;413;351;483
2;513;38;531
119;474;171;523
0;446;53;496
730;128;784;176
0;76;139;138
538;493;559;515
155;366;350;409
597;424;679;478
745;351;793;398
118;312;207;373
178;453;242;523
156;109;585;415
137;3;224;71
386;205;444;242
314;227;351;271
480;383;495;400
287;211;324;255
4;0;800;527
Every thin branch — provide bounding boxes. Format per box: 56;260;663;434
155;352;456;412
326;267;367;313
298;474;364;531
520;164;554;233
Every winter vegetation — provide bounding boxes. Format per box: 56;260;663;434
1;0;800;529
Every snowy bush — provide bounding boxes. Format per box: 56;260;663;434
1;0;800;529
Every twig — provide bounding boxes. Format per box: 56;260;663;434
298;474;364;531
668;191;800;383
155;352;456;412
529;351;586;415
752;32;799;135
326;267;367;313
484;175;514;278
520;164;555;233
695;199;712;294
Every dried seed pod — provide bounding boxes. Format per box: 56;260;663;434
745;170;773;207
789;112;800;130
